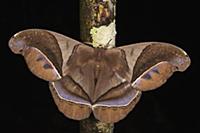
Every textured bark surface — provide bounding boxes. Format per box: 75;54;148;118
80;0;116;48
80;0;116;132
80;115;114;133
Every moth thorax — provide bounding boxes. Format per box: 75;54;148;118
94;64;101;79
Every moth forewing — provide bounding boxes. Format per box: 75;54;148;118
46;30;85;75
131;61;175;91
23;47;62;81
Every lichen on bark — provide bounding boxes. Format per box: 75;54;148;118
80;0;116;48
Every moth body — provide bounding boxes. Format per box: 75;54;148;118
9;29;190;123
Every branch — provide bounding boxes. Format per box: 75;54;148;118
79;0;116;133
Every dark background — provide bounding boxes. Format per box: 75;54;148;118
1;0;199;133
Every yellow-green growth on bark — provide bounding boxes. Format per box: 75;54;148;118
80;0;116;48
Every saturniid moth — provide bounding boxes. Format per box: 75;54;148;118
9;29;190;123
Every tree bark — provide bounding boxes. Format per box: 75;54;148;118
80;0;116;48
79;0;116;133
80;115;114;133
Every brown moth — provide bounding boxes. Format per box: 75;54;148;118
9;29;190;123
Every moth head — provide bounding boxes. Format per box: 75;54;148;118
84;39;114;49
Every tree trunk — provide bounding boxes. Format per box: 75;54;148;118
80;0;116;48
80;115;114;133
79;0;116;133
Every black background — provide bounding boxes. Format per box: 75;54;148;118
1;0;199;133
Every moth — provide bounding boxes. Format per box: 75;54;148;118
9;29;190;123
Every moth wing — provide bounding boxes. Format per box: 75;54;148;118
119;42;190;91
23;47;61;81
46;30;85;75
9;29;84;81
93;82;141;123
132;61;175;91
9;29;92;120
93;42;190;123
49;81;91;120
